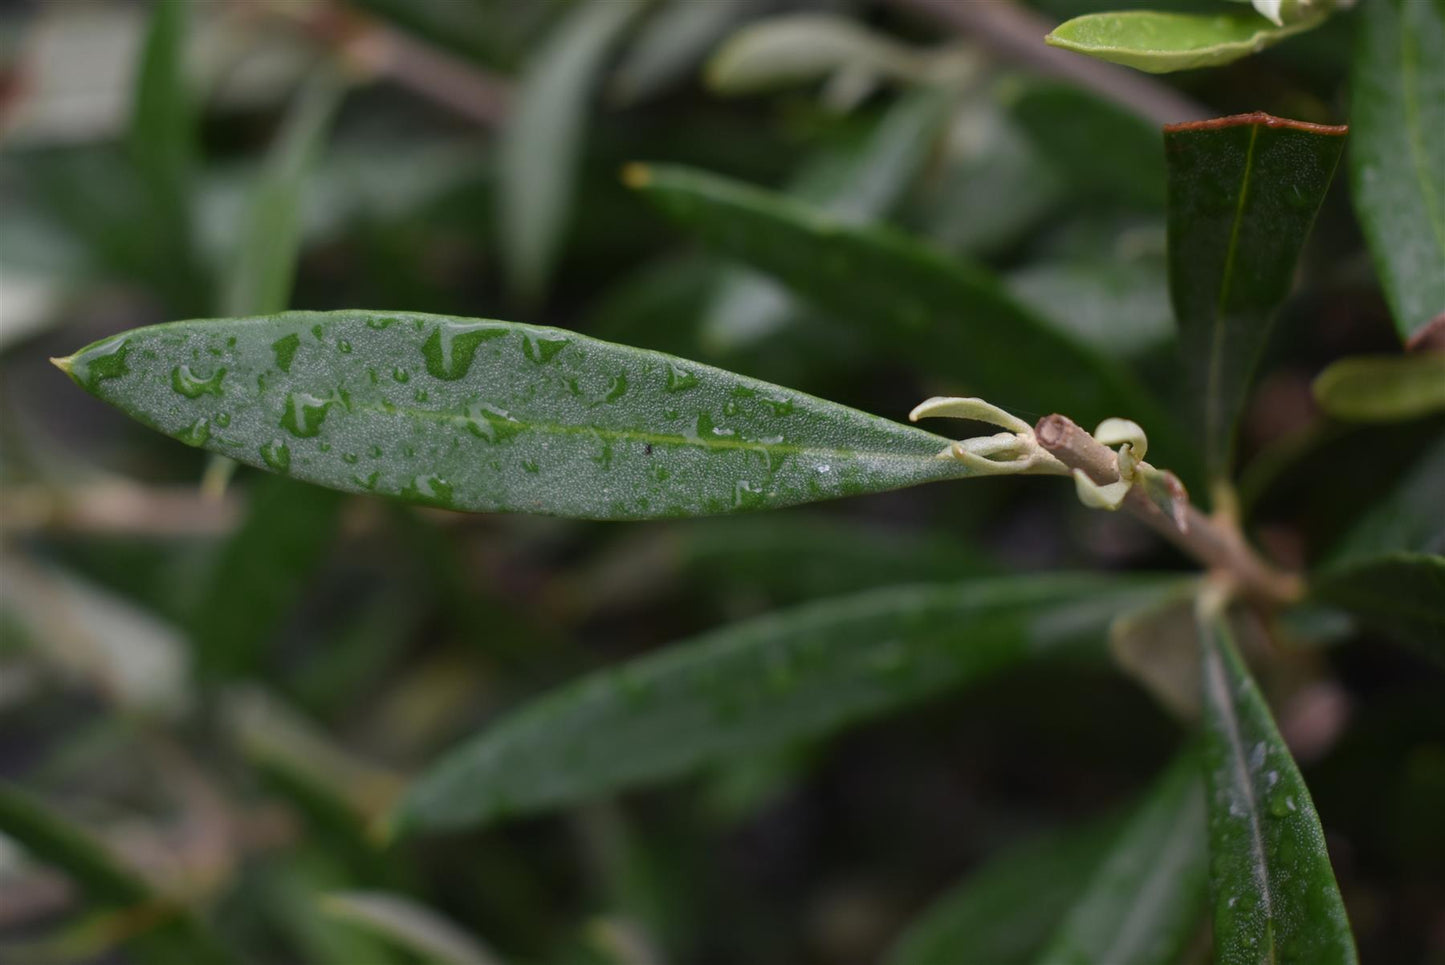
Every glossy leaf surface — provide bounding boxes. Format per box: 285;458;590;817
392;575;1177;835
0;784;237;965
1350;0;1445;342
56;311;976;519
630;164;1175;444
501;0;642;301
886;815;1121;965
1165;113;1346;482
1312;352;1445;422
1046;10;1327;73
1035;750;1207;965
1197;609;1357;965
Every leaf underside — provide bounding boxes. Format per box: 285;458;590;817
1046;9;1328;74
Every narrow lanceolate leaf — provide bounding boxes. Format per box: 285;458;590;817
1165;113;1346;483
1046;9;1328;74
1350;0;1445;342
55;311;976;519
0;784;238;965
390;575;1178;835
1197;607;1358;965
886;815;1122;965
501;0;642;302
321;892;503;965
1035;751;1208;965
701;89;952;351
128;0;206;314
223;70;344;318
1313;436;1445;656
1312;352;1445;422
629;164;1179;454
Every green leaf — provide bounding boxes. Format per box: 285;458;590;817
390;574;1178;835
126;0;207;314
55;311;977;519
0;784;238;965
1046;9;1328;74
1034;750;1207;965
223;70;344;318
701;89;953;351
1196;607;1358;965
1349;0;1445;342
188;475;343;680
321;892;504;965
886;815;1122;965
501;0;642;302
1312;352;1445;422
1165;113;1346;483
629;164;1179;450
1313;436;1445;655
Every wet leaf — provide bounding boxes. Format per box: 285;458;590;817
1313;437;1445;656
390;574;1178;835
0;784;238;965
701;88;953;351
1312;352;1445;422
1349;0;1445;342
321;892;503;965
1035;750;1208;965
1196;607;1358;965
501;0;643;302
55;311;979;519
630;164;1180;452
1165;113;1346;483
1046;9;1328;74
886;814;1122;965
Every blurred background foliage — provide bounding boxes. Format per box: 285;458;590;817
0;1;1440;963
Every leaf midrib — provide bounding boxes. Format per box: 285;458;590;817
384;404;954;468
1204;621;1278;964
1206;123;1261;476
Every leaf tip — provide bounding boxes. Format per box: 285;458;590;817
620;162;652;190
49;355;74;376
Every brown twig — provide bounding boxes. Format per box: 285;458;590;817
1035;414;1303;605
885;0;1209;126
